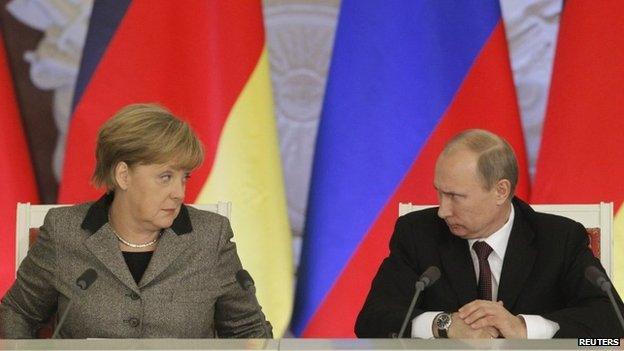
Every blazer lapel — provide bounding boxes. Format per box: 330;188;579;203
439;231;478;307
84;224;139;293
138;228;194;288
497;208;537;310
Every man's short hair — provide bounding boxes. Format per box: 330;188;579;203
92;103;204;191
442;129;518;197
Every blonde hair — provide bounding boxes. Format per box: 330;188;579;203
92;103;204;190
442;129;518;196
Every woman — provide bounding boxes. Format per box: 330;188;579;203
0;104;272;338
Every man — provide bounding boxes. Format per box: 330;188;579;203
355;129;624;338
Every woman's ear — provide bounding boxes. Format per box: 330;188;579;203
114;162;130;190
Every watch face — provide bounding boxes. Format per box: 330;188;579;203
435;313;452;329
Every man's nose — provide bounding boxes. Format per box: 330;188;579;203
438;198;451;219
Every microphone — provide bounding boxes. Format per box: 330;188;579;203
396;266;441;338
235;269;272;338
76;268;98;290
236;269;255;291
415;266;441;290
584;266;624;334
52;269;98;338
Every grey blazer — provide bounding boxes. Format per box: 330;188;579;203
0;193;272;338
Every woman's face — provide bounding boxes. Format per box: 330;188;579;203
121;162;190;231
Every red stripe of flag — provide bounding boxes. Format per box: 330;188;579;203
59;1;264;203
532;0;624;207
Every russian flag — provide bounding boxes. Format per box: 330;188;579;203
532;0;624;294
57;0;292;335
292;0;529;337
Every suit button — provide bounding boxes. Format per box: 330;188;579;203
128;318;140;327
129;292;140;300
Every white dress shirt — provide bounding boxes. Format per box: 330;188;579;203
411;205;560;338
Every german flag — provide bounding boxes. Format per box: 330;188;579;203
0;31;39;296
59;1;292;335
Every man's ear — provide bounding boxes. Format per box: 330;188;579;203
495;179;511;205
114;162;130;190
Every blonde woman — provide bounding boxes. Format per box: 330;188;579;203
0;104;271;338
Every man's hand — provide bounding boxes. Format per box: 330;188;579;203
458;300;527;339
444;312;499;339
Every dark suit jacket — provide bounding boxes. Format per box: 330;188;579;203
355;198;624;338
0;193;272;338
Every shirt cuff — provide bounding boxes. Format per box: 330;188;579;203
519;314;560;339
411;311;441;339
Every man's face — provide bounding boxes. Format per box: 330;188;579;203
433;148;509;239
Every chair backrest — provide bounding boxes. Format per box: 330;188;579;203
15;202;232;273
398;202;614;277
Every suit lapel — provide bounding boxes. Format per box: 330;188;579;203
80;194;196;291
84;224;140;293
439;229;478;306
138;228;194;288
497;205;537;310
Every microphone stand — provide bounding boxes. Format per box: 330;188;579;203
397;281;425;338
51;268;98;339
604;282;624;334
586;266;624;334
51;300;74;339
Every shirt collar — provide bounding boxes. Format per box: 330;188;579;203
80;192;193;236
468;204;514;260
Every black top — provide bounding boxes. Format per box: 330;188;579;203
122;251;153;284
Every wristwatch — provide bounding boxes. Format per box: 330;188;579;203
433;312;452;338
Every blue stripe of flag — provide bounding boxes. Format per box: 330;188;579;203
292;0;500;335
72;0;130;111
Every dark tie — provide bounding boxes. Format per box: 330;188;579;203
472;241;494;301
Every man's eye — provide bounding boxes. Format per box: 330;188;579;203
161;174;172;182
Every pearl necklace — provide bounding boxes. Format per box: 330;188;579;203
108;215;162;248
112;230;161;248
